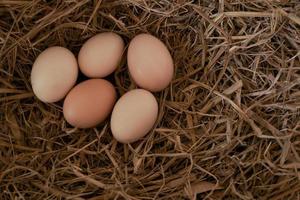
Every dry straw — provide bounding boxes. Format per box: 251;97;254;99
1;0;300;199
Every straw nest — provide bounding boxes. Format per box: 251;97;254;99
1;0;300;199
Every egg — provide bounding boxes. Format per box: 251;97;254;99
63;79;116;128
78;32;124;78
110;89;158;143
31;46;78;103
127;33;174;92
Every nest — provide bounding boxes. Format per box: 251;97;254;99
1;0;300;199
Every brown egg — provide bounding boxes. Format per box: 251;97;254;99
63;79;116;128
31;46;78;103
127;33;174;92
78;32;124;78
110;89;158;143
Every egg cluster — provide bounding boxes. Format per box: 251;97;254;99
31;32;174;143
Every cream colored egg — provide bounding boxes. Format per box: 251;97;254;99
78;32;124;78
110;89;158;143
127;33;174;92
31;46;78;103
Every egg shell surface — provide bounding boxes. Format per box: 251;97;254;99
110;89;158;143
63;79;116;128
78;32;124;78
127;33;174;92
31;46;78;103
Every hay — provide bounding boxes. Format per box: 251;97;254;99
0;0;300;199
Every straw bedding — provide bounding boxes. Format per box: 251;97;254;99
0;0;300;199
